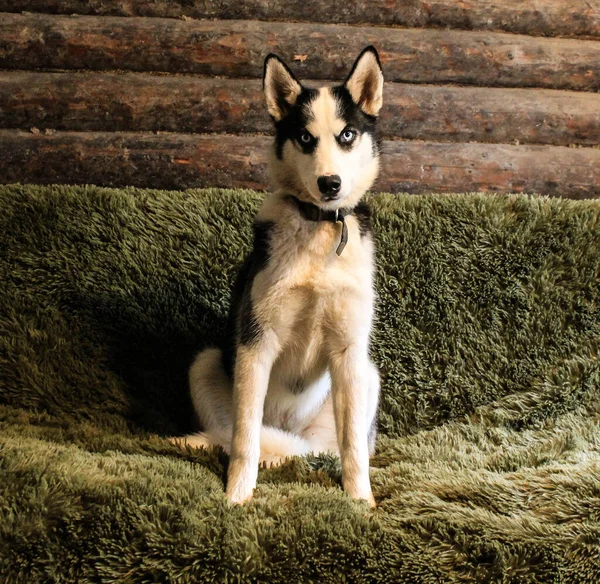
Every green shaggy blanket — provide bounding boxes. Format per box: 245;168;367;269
1;185;599;583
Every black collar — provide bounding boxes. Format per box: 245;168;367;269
287;196;353;256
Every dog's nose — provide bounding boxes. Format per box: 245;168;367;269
317;175;342;197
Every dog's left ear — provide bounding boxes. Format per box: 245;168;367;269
263;54;303;122
344;46;384;117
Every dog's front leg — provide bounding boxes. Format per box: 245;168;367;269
329;339;375;507
226;339;277;504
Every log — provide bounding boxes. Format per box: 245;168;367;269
0;72;268;137
2;14;600;91
0;0;598;39
1;130;599;198
0;131;268;191
383;84;600;147
379;141;600;198
2;71;599;147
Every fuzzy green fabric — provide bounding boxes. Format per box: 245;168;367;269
1;184;599;583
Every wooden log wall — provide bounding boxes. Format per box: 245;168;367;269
0;1;599;197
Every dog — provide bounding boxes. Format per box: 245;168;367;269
173;46;384;506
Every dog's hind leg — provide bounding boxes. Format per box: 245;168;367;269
172;348;312;465
301;394;339;456
189;348;234;430
169;348;233;452
301;361;379;458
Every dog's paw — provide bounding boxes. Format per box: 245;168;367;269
348;489;377;509
226;485;255;505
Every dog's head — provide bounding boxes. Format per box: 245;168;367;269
264;46;383;210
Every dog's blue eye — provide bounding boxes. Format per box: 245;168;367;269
300;131;313;144
340;129;356;143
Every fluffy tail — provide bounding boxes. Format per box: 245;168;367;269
170;425;312;467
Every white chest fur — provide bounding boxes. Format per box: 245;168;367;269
251;196;376;431
254;199;375;352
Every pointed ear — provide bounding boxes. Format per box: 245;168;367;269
263;54;303;121
343;46;384;117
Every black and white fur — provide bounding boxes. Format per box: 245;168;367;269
173;47;384;506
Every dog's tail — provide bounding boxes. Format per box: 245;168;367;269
170;426;311;467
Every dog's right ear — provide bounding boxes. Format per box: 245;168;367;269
263;54;303;122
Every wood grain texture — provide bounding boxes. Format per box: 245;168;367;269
2;71;599;146
0;72;267;136
379;141;600;198
1;0;598;39
0;131;269;191
2;130;599;198
2;14;600;91
383;83;600;146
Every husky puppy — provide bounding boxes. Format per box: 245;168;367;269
175;47;384;506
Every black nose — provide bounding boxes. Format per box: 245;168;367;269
317;175;342;197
